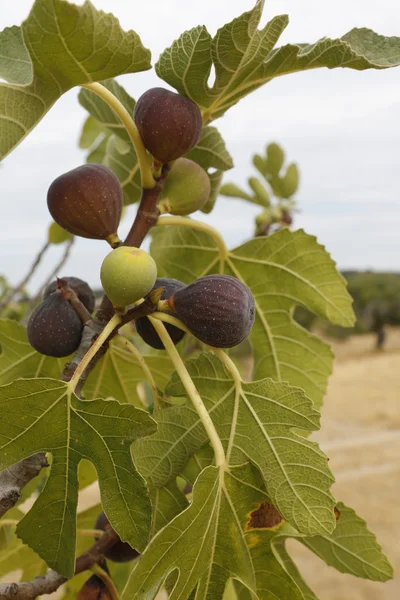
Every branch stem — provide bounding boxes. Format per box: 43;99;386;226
68;314;122;393
149;316;226;468
82;82;154;190
156;215;228;266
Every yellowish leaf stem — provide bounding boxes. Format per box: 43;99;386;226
149;316;226;468
120;337;161;411
82;82;155;190
90;562;121;600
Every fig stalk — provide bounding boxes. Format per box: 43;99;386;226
82;82;155;190
148;316;226;468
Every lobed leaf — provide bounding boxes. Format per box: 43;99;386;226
123;464;301;600
156;0;400;122
0;0;151;160
0;378;155;577
151;226;354;408
135;353;336;536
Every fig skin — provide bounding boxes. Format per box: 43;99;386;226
27;291;83;357
95;512;139;563
168;274;255;348
77;574;112;600
44;276;95;314
100;246;157;308
134;88;202;163
136;278;186;349
47;164;123;241
158;158;211;216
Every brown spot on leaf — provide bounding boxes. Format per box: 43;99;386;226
246;502;283;530
334;506;341;521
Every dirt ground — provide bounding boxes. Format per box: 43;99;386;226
288;326;400;599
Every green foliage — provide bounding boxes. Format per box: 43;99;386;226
0;1;398;598
0;378;155;576
151;225;352;409
0;0;151;160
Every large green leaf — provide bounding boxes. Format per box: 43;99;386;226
151;225;354;408
185;126;233;171
135;353;336;536
156;0;400;122
0;378;155;577
123;464;301;600
300;502;393;582
0;0;151;160
0;26;33;85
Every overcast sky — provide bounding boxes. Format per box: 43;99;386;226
1;0;400;293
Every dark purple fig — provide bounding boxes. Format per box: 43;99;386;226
95;512;139;563
134;88;202;163
280;211;293;226
27;292;82;357
43;276;95;314
47;164;122;243
167;275;255;348
77;573;112;600
136;278;186;349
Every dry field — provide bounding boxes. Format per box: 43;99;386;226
289;327;400;599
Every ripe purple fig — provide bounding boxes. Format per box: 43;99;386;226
44;277;95;314
166;275;255;348
47;164;122;244
27;292;82;357
136;278;186;349
95;512;139;563
134;88;202;163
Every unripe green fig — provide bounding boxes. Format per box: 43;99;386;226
158;158;210;216
27;292;82;357
95;512;139;563
134;88;202;163
100;246;157;308
44;276;95;314
167;274;255;348
136;278;186;349
47;164;122;244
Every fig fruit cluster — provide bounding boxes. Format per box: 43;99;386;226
136;278;186;349
95;512;139;563
27;277;95;358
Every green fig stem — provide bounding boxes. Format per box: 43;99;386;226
77;528;105;538
156;299;171;312
0;519;18;528
120;337;161;411
82;82;155;190
106;232;122;249
149;316;226;468
156;215;228;269
68;314;122;393
90;563;121;600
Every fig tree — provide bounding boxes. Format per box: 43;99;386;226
134;88;202;163
166;274;255;348
100;246;157;308
47;164;122;244
136;278;186;349
44;276;95;314
95;512;139;563
158;158;210;215
27;292;83;357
